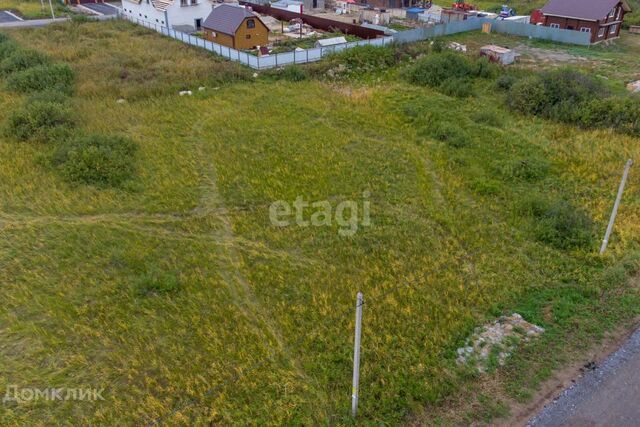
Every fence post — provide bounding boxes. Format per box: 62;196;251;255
600;159;634;254
351;292;363;419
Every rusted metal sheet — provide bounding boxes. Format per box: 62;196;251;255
240;1;386;39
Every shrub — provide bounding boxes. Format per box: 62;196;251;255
5;99;74;142
280;64;307;82
534;200;593;249
507;69;606;118
53;134;137;187
431;38;445;53
404;52;473;87
439;77;474;98
338;45;396;72
495;74;517;91
6;63;75;94
574;97;640;136
0;49;50;76
0;32;9;44
473;56;498;79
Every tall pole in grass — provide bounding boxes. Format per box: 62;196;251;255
47;0;55;19
600;159;633;255
351;292;363;418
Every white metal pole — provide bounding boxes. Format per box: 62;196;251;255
48;0;55;19
600;159;633;254
351;292;363;418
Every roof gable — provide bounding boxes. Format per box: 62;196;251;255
541;0;631;21
203;4;263;35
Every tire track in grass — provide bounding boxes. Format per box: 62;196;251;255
183;121;332;422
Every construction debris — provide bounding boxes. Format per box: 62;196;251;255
627;80;640;93
456;313;544;373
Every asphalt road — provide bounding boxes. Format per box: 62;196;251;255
80;3;119;16
528;328;640;427
0;10;21;23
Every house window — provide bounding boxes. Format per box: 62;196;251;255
549;23;560;29
181;0;188;5
610;24;618;34
247;19;255;29
191;0;198;4
195;18;202;30
246;34;251;39
598;27;605;37
616;7;622;20
580;27;591;32
608;8;615;18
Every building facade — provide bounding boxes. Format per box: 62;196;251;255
121;0;213;31
540;0;631;44
202;4;269;50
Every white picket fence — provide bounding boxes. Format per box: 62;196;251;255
120;13;394;69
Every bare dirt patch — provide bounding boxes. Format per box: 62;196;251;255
514;44;591;66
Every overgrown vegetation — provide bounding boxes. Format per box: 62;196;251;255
507;68;640;135
404;51;498;97
5;94;74;142
53;134;137;187
1;20;639;427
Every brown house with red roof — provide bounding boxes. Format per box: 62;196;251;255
539;0;632;43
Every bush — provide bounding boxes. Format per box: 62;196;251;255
53;134;137;187
507;69;606;118
473;56;498;79
6;63;75;94
338;45;396;72
404;52;473;87
0;49;50;76
495;74;517;91
534;200;593;249
280;64;307;82
5;99;74;142
574;97;640;136
439;77;474;98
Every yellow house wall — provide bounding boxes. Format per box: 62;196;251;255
203;17;268;50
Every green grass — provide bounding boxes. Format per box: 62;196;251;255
0;0;68;19
1;19;640;425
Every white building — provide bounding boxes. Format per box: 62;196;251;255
121;0;214;31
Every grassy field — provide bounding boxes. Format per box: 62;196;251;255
1;19;640;425
0;0;68;19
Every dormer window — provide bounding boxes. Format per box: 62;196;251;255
247;19;255;28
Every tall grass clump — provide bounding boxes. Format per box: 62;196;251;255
6;63;75;94
532;200;594;249
0;49;50;76
5;94;74;142
53;134;137;187
309;45;396;79
0;34;18;61
404;52;498;97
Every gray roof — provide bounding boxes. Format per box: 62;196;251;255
541;0;631;21
203;4;262;35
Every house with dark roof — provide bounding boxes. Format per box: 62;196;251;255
539;0;632;43
202;4;269;50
